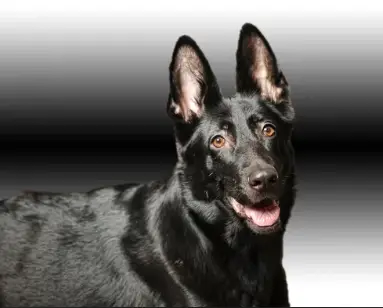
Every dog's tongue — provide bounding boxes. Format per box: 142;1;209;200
243;203;280;227
231;198;280;227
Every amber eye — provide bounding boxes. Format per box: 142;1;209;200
262;124;276;138
211;135;226;148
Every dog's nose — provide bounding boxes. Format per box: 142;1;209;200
248;168;278;191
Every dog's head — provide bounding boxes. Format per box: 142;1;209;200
167;23;295;234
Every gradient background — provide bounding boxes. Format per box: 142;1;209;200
1;0;383;306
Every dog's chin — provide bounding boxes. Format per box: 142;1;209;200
229;197;281;234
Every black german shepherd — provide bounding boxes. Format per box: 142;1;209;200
0;23;296;307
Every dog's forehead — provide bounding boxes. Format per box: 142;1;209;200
220;96;273;122
202;95;278;130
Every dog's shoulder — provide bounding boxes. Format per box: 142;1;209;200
0;183;167;306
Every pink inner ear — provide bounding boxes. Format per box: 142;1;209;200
249;37;284;104
180;74;203;120
255;79;283;103
249;36;273;81
251;37;269;79
172;46;206;121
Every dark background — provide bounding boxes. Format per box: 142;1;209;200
1;1;382;306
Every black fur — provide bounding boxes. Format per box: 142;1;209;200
0;23;296;307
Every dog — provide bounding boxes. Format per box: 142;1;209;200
0;23;296;307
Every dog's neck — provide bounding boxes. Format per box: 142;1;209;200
152;167;284;306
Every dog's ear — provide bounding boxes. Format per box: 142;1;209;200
236;23;290;104
167;35;222;123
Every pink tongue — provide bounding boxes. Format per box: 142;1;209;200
243;202;280;227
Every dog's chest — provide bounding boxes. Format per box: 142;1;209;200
219;247;279;306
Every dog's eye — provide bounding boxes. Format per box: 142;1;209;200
262;124;276;138
211;135;226;148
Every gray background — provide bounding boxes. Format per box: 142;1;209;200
1;1;383;306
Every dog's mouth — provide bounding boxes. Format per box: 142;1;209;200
230;197;280;230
